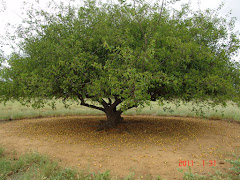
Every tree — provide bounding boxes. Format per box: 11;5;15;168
0;0;240;128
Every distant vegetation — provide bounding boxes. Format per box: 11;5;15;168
0;100;239;122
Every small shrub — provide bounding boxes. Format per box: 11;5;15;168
91;170;111;180
226;155;240;179
178;167;206;180
124;173;135;180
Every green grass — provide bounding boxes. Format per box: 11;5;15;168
0;146;110;180
0;146;77;180
0;100;239;122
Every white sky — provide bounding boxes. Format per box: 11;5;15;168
0;0;240;60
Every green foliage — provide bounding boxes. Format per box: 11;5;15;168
0;0;240;116
178;167;206;180
123;173;135;180
91;170;111;180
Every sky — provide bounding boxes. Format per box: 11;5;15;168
0;0;240;60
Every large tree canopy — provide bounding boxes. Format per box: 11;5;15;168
0;0;240;128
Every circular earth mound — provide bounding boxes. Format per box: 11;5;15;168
0;115;239;179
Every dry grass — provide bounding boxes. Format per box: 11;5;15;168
0;100;239;122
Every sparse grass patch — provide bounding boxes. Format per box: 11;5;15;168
0;146;166;180
178;167;206;180
0;149;77;180
226;155;240;179
1;144;239;180
0;146;4;158
178;155;240;180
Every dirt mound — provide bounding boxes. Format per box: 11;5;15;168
0;115;239;179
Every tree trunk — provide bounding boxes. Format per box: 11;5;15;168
105;110;124;127
97;110;124;131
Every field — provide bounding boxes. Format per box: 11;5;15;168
0;101;240;179
1;100;240;121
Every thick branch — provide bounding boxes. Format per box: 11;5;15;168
77;95;105;112
99;97;122;111
109;98;122;110
108;98;112;105
100;98;109;109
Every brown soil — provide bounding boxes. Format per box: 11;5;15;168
0;115;239;179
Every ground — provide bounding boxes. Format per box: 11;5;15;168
0;115;239;179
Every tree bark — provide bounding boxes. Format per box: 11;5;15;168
105;109;124;127
98;98;124;129
97;110;123;131
77;96;124;130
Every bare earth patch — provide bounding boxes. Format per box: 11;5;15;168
0;115;239;179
